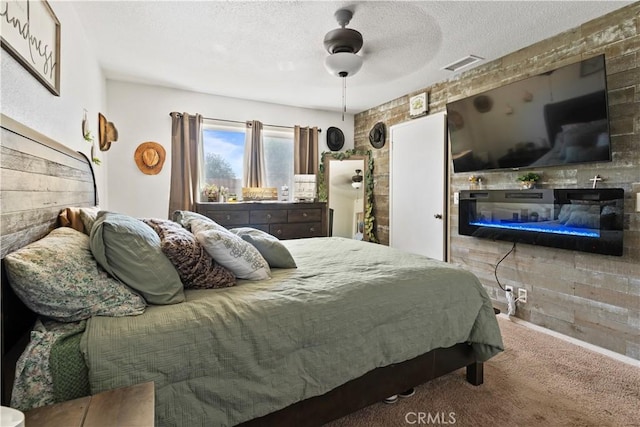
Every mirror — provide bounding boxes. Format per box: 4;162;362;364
318;150;377;243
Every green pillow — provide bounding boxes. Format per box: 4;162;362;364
230;227;297;268
90;211;185;305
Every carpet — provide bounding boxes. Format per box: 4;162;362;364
326;316;640;426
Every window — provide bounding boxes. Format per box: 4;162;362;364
201;121;294;200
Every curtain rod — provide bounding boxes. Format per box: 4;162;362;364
169;113;322;132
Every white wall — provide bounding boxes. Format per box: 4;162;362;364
1;2;107;201
106;80;355;219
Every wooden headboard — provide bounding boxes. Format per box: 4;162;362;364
0;114;97;405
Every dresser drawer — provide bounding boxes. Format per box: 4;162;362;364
288;208;322;223
250;209;287;224
246;224;270;233
206;210;249;226
270;222;323;239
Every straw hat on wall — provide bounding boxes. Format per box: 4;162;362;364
134;142;166;175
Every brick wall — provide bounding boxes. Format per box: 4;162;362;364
354;3;639;360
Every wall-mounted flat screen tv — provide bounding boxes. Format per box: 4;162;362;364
447;54;611;173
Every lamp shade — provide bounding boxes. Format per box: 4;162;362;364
324;52;363;77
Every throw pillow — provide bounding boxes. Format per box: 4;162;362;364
142;218;236;289
90;211;185;305
172;210;227;233
191;218;271;281
4;227;146;322
230;227;297;268
57;206;100;235
79;206;100;234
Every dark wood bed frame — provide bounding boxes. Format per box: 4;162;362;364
0;114;484;425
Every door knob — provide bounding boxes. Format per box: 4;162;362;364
434;214;443;219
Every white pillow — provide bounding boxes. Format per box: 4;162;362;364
190;218;271;281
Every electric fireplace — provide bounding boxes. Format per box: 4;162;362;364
459;188;624;256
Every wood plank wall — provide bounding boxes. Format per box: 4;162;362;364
354;4;640;360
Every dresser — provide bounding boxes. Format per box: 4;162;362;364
195;202;328;240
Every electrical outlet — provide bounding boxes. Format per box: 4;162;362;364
454;192;459;205
518;288;528;303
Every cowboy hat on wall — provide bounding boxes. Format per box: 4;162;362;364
134;141;166;175
98;113;118;151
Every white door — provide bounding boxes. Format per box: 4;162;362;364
390;112;447;261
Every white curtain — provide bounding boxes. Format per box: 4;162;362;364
243;120;266;187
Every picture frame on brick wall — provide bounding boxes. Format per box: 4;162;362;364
409;92;428;118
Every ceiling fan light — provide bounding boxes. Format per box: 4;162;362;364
352;169;363;188
324;52;363;77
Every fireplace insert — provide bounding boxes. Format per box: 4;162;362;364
459;188;624;256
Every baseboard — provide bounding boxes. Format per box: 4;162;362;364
496;313;640;368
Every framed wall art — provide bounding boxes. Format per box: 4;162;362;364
1;0;61;96
409;92;428;118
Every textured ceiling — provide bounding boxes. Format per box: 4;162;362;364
71;1;632;114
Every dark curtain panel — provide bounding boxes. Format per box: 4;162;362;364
294;126;319;174
243;120;266;187
168;112;202;218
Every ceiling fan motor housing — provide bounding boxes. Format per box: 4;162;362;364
323;28;363;54
323;8;363;54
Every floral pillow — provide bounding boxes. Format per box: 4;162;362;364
3;227;146;322
142;218;236;289
190;218;271;281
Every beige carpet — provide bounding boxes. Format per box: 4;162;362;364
327;316;640;427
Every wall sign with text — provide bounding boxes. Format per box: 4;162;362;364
1;0;61;96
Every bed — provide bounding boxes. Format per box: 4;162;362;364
0;115;503;426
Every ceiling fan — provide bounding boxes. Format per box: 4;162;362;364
323;8;364;119
323;9;363;77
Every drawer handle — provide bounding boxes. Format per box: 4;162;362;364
309;227;315;232
276;229;282;235
303;212;308;217
267;214;272;219
226;215;231;220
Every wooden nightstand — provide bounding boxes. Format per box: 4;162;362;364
24;381;154;427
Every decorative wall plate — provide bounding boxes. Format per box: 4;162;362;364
409;92;428;118
326;127;345;151
369;122;386;149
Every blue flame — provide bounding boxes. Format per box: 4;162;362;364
470;220;600;238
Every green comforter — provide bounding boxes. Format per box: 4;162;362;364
81;237;503;426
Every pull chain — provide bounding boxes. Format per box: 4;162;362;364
342;76;346;121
